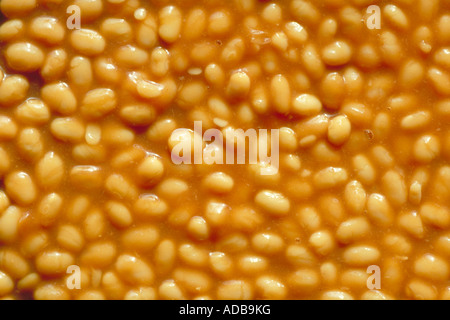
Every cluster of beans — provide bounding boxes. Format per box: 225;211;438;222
0;0;449;300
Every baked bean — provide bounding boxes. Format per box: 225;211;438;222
20;231;48;258
384;4;409;30
0;19;25;41
420;203;450;229
159;280;185;300
83;208;106;241
0;271;14;297
105;173;138;201
309;230;335;256
406;279;438;300
367;193;394;227
380;31;403;65
302;44;325;79
292;94;322;116
389;93;416;114
289;268;321;294
270;74;291;114
41;49;68;81
134;194;169;220
93;57;121;84
15;99;50;126
17;273;40;292
295;207;320;232
115;45;149;68
77;290;106;300
291;0;320;26
173;268;211;294
34;284;70;300
352;154;376;185
399;59;425;89
37;193;63;227
340;269;369;291
226;71;251;99
29;17;65;45
100;18;132;42
255;190;290;216
17;127;44;162
397;210;424;239
217;280;253;300
356;43;381;69
157;178;188;200
327;115;351;145
115;254;154;285
183;8;206;40
381;170;407;207
360;290;394;301
320;262;338;286
136;16;157;48
81;241;117;268
342;245;381;267
428;67;450;95
0;116;18;141
205;64;226;87
336;217;371;244
35;250;74;276
203;172;234;194
0;75;29;106
255;275;286;300
5;42;44;72
105;201;133;228
68;56;93;89
154;239;176;273
322;41;352;66
70;29;106;56
35;151;64;189
204;201;230;227
209;252;233;277
41;82;77;115
284;21;308;44
413;135;440;163
50;117;85;143
320;72;345;109
73;0;103;21
101;271;126;300
208;10;232;36
285;244;317;267
56;225;84;252
313;167;348;189
187;217;210;241
438;15;450;43
414;253;449;281
4;171;36;206
343;180;366;214
158;6;182;43
81;88;117;119
102;123;135;146
0;192;9;213
0;206;21;243
252;232;284;254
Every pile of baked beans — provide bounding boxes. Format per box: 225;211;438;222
0;0;449;300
